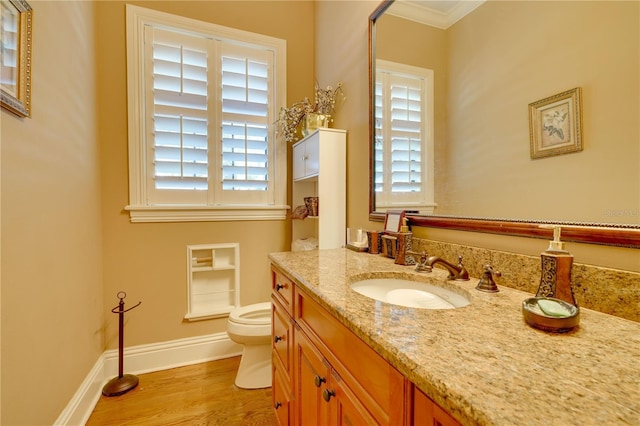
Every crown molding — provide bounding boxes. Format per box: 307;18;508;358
387;0;485;29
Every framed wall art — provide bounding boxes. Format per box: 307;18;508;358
1;0;33;117
528;87;582;159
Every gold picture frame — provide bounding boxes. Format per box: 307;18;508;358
528;87;582;159
1;0;33;117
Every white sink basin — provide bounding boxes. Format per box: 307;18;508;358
351;278;470;310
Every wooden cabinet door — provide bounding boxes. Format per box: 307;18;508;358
296;325;378;426
295;326;330;426
328;369;378;426
413;387;460;426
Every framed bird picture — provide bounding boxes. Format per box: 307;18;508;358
528;87;583;159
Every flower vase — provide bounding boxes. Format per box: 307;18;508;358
302;113;331;137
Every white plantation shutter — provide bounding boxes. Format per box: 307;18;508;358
146;27;210;205
219;44;274;205
375;60;435;212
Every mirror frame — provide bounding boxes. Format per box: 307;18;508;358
368;0;640;248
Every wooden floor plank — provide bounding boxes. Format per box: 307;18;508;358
86;357;277;426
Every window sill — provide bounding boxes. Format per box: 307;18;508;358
375;203;436;215
184;309;232;322
125;205;290;223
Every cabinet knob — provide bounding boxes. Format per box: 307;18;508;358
314;375;326;387
322;388;336;402
274;401;282;409
274;335;283;343
276;283;287;291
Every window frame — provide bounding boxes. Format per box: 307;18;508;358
125;5;288;222
374;59;436;214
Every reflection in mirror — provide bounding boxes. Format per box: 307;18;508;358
0;0;33;117
374;58;435;214
1;1;19;94
369;0;640;246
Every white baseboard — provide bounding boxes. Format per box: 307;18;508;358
54;332;242;426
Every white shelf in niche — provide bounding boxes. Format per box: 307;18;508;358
185;243;240;322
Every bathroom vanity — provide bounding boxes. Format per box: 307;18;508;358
269;248;640;425
271;263;458;425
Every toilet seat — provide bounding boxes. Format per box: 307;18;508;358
228;302;271;326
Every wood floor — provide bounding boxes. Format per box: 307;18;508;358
86;357;278;426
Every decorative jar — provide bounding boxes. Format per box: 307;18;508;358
302;113;331;137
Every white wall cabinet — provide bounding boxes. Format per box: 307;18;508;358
185;243;239;321
291;128;346;250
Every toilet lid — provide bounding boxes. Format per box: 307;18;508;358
229;302;272;325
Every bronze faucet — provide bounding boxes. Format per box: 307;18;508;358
425;255;470;281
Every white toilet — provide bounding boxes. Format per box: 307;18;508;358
226;302;272;389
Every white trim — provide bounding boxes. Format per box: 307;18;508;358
125;204;289;222
53;332;242;426
53;354;105;426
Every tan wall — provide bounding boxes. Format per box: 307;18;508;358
1;2;104;424
96;0;313;348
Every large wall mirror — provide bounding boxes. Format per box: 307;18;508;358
369;0;640;247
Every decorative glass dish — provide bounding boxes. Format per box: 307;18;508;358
522;297;580;333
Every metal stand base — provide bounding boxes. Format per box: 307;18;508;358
102;374;139;397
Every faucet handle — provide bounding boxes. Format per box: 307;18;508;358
406;251;430;272
476;264;501;292
454;256;470;281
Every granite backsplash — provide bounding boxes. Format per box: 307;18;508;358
411;237;640;322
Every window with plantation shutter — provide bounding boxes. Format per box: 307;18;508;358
126;5;287;222
374;60;435;214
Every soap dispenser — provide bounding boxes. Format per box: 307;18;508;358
394;218;415;266
536;226;577;306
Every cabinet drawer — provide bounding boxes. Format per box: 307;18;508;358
295;287;405;424
272;266;294;315
272;296;294;377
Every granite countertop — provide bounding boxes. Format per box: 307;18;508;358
269;248;640;426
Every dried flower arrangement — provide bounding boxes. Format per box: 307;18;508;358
277;82;344;143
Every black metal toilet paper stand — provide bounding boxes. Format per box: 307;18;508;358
102;291;142;397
